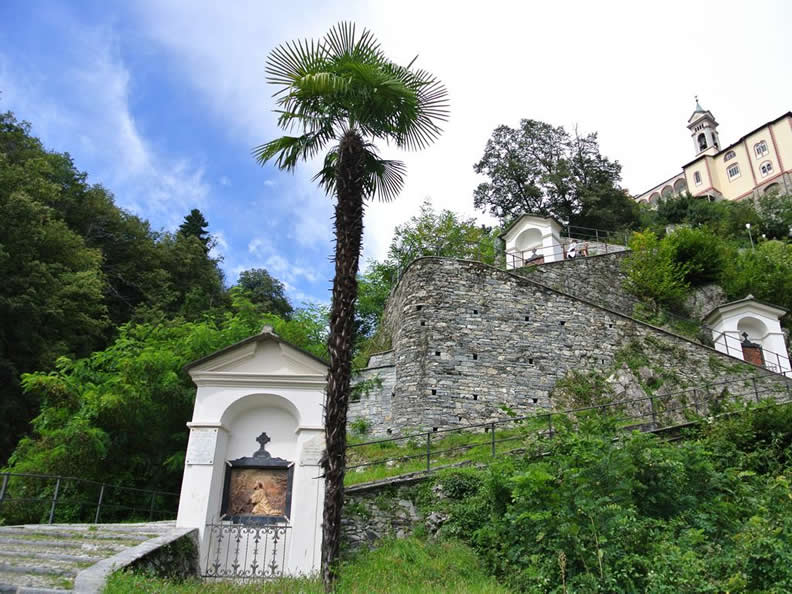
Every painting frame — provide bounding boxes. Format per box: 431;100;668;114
219;432;294;525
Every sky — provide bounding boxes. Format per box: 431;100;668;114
1;0;790;306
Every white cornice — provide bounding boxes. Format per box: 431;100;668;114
191;371;327;389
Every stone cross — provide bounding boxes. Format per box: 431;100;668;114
253;432;272;459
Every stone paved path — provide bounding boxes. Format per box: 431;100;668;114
0;522;174;593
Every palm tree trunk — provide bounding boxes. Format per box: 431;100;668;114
321;129;366;591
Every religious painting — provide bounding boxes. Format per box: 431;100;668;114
221;431;294;524
225;468;289;517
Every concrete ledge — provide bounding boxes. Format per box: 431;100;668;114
73;527;198;594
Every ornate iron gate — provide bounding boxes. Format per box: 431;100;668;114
203;523;290;579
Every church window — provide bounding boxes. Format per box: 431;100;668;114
694;171;702;185
698;133;707;151
754;141;769;157
760;161;773;177
724;150;736;161
727;164;741;180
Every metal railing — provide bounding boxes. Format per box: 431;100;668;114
0;472;179;525
346;372;792;482
613;303;792;379
505;238;628;269
203;523;290;579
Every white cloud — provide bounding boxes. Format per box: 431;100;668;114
210;230;229;260
246;235;321;285
219;175;231;186
0;22;208;225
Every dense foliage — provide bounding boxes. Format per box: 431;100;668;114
0;111;227;462
623;194;792;321
473;119;639;230
387;200;500;271
0;109;321;469
435;406;792;592
5;292;327;496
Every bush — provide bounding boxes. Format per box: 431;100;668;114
622;231;690;311
666;226;730;286
441;410;792;592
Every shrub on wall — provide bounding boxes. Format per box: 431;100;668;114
622;231;690;312
666;226;731;286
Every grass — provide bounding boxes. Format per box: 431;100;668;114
344;418;549;486
102;538;510;593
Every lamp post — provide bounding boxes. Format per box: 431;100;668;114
746;223;754;249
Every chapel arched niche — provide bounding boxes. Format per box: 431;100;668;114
514;228;543;253
221;392;300;462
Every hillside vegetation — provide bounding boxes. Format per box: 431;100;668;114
419;406;792;592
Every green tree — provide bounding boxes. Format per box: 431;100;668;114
721;240;792;314
758;192;792;239
4;292;328;510
253;22;448;588
666;226;732;286
236;268;294;318
474;120;629;225
178;208;211;251
622;231;690;312
387;199;499;272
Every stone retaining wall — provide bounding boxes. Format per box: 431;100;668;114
375;258;790;434
514;251;639;314
348;351;396;435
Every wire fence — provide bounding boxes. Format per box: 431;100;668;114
345;371;792;485
0;472;179;525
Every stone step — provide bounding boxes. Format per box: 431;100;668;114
0;567;74;592
0;522;176;592
0;537;128;556
0;550;104;566
0;527;153;543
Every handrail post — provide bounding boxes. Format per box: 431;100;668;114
0;473;8;509
490;422;496;457
752;377;760;403
148;491;157;521
649;397;657;428
49;478;61;525
426;433;431;472
692;389;699;415
94;484;105;524
547;413;553;438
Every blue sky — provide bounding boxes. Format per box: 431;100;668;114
2;1;791;306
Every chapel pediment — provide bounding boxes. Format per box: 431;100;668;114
185;326;328;377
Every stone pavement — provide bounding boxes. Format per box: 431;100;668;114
0;522;175;593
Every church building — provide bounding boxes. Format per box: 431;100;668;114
636;100;792;205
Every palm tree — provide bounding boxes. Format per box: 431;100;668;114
253;22;448;589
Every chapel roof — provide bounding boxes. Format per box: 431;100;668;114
183;325;329;372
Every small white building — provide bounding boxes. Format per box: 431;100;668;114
703;295;790;376
500;214;564;269
176;326;327;578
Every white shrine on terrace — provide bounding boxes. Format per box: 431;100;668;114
176;326;327;578
703;296;791;376
501;215;565;269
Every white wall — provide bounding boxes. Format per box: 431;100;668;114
176;334;327;577
504;217;563;268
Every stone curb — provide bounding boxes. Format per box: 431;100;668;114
72;528;197;594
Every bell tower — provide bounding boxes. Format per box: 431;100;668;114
687;97;720;156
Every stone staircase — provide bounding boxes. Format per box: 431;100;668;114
0;522;175;593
